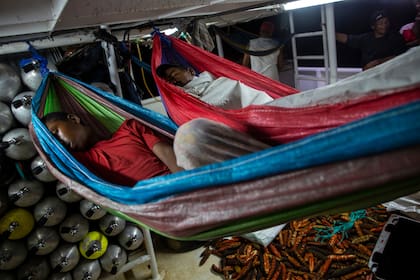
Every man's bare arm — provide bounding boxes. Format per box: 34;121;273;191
153;142;184;173
335;32;348;44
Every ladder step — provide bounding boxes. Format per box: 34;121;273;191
293;31;323;38
295;75;327;82
296;55;325;60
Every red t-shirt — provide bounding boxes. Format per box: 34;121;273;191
74;119;171;186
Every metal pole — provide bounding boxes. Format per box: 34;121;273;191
142;228;160;280
325;3;338;83
215;33;224;57
288;11;299;89
100;25;123;97
321;6;330;84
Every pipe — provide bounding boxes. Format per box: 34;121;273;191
325;3;338;83
215;33;224;57
100;25;123;98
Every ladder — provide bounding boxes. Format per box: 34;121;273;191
288;3;338;89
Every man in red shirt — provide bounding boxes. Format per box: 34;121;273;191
43;112;268;187
43;112;183;186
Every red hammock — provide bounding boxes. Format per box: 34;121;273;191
151;34;420;145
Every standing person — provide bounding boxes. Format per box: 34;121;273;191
336;10;407;70
399;0;420;47
242;21;284;81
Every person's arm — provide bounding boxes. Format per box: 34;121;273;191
152;142;184;173
335;32;348;44
242;52;250;68
126;119;184;173
363;55;395;70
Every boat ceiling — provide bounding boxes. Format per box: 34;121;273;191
0;0;285;43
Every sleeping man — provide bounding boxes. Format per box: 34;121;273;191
42;112;270;186
156;63;273;109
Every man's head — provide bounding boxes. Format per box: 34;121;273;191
156;64;196;87
42;112;92;151
370;10;390;37
259;21;275;37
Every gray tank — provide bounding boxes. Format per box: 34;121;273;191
99;244;127;275
0;63;21;103
17;257;51;280
0;239;27;270
72;259;101;280
34;196;67;227
8;179;45;207
49;243;80;273
59;213;89;243
26;226;60;255
0;101;14;134
1;128;37;161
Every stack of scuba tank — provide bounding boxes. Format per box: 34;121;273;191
0;57;145;280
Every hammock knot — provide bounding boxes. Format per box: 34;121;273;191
152;28;172;47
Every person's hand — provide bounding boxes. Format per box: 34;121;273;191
363;56;395;70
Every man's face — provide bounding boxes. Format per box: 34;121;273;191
162;67;195;87
45;114;90;151
372;17;390;37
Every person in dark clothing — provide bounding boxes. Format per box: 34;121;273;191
336;10;407;70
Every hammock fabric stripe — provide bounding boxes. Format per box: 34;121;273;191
151;34;420;145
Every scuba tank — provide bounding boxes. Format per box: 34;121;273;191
59;213;89;243
56;182;82;203
0;208;34;240
118;224;144;251
48;272;73;280
8;179;45;207
0;239;27;270
0;189;10;217
30;155;57;183
72;259;101;280
49;243;80;273
33;196;67;227
0;63;21;103
79;200;106;220
26;226;60;255
79;231;108;260
17;257;51;280
99;244;127;275
10;91;34;127
0;271;16;280
20;58;56;92
0;101;14;134
0;153;17;188
98;214;126;237
1;128;37;161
